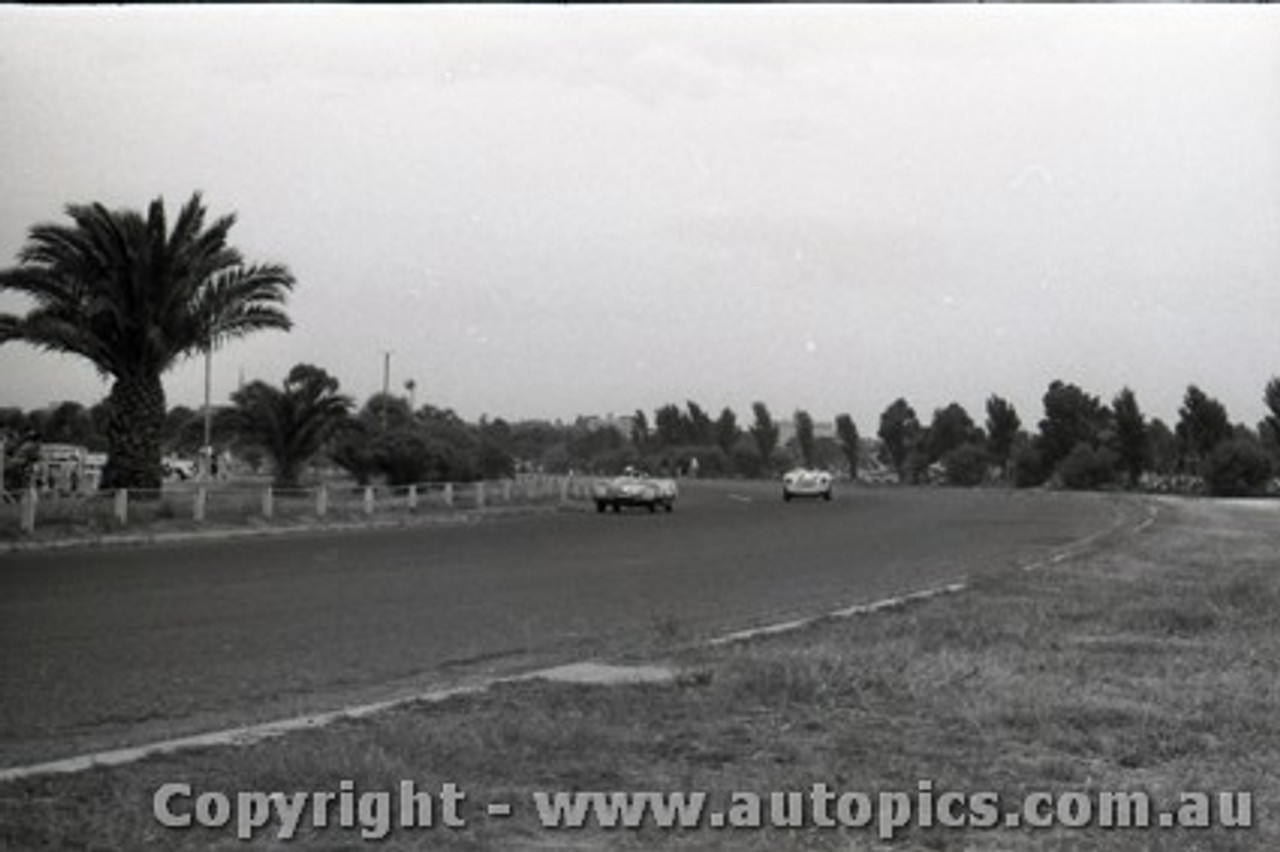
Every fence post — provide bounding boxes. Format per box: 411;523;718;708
407;484;418;511
20;485;37;534
114;488;128;525
443;482;454;508
262;486;274;520
476;481;486;509
316;485;328;518
559;476;570;504
194;486;206;523
364;486;375;516
503;480;512;503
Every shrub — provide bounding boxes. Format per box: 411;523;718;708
731;436;765;478
1202;438;1272;497
424;442;481;483
371;431;432;486
643;444;727;478
329;433;377;485
539;444;571;474
477;439;516;480
579;447;639;476
1056;443;1119;491
941;443;990;487
1012;444;1049;488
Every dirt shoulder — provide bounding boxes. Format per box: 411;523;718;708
2;496;1277;850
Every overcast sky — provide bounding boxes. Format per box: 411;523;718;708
2;5;1278;431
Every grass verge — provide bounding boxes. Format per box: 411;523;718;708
2;497;1277;850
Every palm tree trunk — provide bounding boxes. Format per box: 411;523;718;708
274;457;301;490
101;373;166;491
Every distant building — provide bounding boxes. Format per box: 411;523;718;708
776;420;836;444
576;413;634;436
612;413;637;437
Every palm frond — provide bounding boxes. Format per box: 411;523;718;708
202;264;294;309
0;314;19;344
146;197;167;255
188;214;241;275
6;310;120;376
17;223;107;282
2;193;295;381
0;267;86;312
166;193;207;256
182;263;295;353
212;306;294;342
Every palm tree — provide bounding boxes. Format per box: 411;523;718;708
226;364;351;488
0;193;294;489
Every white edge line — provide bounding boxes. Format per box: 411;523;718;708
0;658;692;783
708;617;815;645
0;501;1156;783
0;685;484;784
708;499;1154;645
710;581;972;648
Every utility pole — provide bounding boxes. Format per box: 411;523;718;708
381;350;391;431
202;343;213;481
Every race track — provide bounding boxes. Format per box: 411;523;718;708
0;482;1123;766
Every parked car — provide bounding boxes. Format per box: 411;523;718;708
782;468;833;501
593;467;678;513
162;456;197;482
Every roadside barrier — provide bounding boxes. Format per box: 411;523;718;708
0;474;591;539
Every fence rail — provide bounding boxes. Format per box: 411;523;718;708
0;474;596;538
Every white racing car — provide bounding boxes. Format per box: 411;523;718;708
593;467;678;513
782;468;834;502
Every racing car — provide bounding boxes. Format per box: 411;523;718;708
593;467;678;513
782;468;834;501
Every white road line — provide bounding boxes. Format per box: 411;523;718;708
0;685;484;784
0;662;679;783
712;582;971;647
709;617;816;645
709;500;1152;645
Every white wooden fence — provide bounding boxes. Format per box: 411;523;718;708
0;474;595;536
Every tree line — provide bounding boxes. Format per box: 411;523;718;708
1;193;1276;497
873;381;1280;497
4;371;1279;497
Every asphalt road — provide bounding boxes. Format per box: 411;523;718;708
0;482;1122;766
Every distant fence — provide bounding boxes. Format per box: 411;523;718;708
0;474;597;538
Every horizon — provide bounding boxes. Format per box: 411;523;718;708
2;6;1278;432
2;374;1266;437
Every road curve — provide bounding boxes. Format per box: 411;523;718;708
0;483;1123;766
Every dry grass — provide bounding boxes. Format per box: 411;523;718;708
2;498;1277;850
